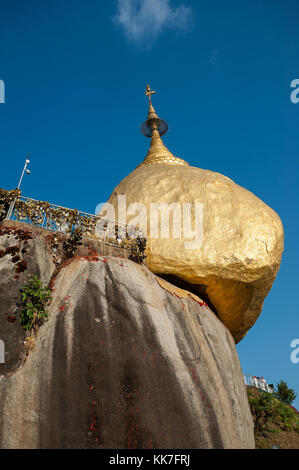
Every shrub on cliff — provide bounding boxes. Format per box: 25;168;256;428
247;387;299;433
19;275;52;331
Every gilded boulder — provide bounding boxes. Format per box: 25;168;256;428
106;91;284;342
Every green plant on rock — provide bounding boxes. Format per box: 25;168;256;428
247;389;275;432
273;399;299;430
247;388;299;433
19;275;52;331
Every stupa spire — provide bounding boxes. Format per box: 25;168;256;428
141;85;189;166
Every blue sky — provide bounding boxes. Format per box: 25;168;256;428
0;0;298;407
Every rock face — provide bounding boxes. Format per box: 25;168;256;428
0;247;255;449
0;225;56;374
0;221;135;374
107;162;284;343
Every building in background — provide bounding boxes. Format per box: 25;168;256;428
244;374;275;393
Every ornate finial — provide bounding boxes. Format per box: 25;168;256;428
141;84;168;138
145;84;156;104
140;84;189;167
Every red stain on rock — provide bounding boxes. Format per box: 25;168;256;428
15;260;27;273
189;366;211;409
7;314;16;323
191;296;208;308
0;245;20;260
0;227;33;243
79;255;100;262
89;420;96;431
126;407;140;449
6;245;20;255
48;280;55;290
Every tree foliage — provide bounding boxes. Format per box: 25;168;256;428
274;380;297;406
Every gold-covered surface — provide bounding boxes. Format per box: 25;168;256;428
155;276;209;306
107;85;284;342
142;128;189;166
141;85;189;166
108;161;284;343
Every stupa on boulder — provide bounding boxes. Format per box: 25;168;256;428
0;86;283;449
107;85;284;343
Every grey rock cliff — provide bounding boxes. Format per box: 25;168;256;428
0;238;255;449
0;225;56;374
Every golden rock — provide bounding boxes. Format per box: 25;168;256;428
107;87;284;343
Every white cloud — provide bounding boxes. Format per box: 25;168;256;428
113;0;193;45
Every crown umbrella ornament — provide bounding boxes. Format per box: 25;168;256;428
140;85;188;166
141;84;169;138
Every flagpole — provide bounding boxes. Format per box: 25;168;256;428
6;154;31;220
17;155;30;189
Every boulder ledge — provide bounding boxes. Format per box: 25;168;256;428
0;246;254;449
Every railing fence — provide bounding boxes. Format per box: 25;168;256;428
4;195;146;252
243;374;275;394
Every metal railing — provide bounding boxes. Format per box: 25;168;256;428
244;374;275;394
5;196;145;248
